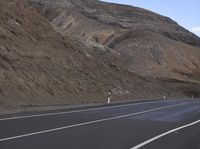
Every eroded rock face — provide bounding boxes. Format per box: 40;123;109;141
28;0;200;46
0;0;151;107
0;0;200;108
28;0;200;83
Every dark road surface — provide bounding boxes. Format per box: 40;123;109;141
0;99;200;149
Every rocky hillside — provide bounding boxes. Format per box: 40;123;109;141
29;0;200;46
0;0;200;109
0;0;174;108
28;0;200;86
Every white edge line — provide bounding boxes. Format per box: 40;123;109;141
0;102;189;142
0;100;165;121
130;119;200;149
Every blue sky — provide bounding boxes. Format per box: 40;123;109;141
102;0;200;37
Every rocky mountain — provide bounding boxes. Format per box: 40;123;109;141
0;0;167;108
28;1;200;90
27;0;200;80
0;0;199;109
29;0;200;46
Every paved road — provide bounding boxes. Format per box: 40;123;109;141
0;99;200;149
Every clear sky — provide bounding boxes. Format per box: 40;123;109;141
102;0;200;37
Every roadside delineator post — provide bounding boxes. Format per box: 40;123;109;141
163;92;166;100
108;91;111;104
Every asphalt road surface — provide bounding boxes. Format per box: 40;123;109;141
0;99;200;149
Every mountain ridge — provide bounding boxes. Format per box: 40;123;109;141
28;0;200;82
28;0;200;47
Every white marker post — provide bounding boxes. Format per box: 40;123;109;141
108;91;111;104
163;92;166;100
192;94;194;100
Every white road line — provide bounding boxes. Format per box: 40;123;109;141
0;102;189;142
130;119;200;149
0;100;167;121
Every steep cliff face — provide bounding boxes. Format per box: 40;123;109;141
28;0;200;84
